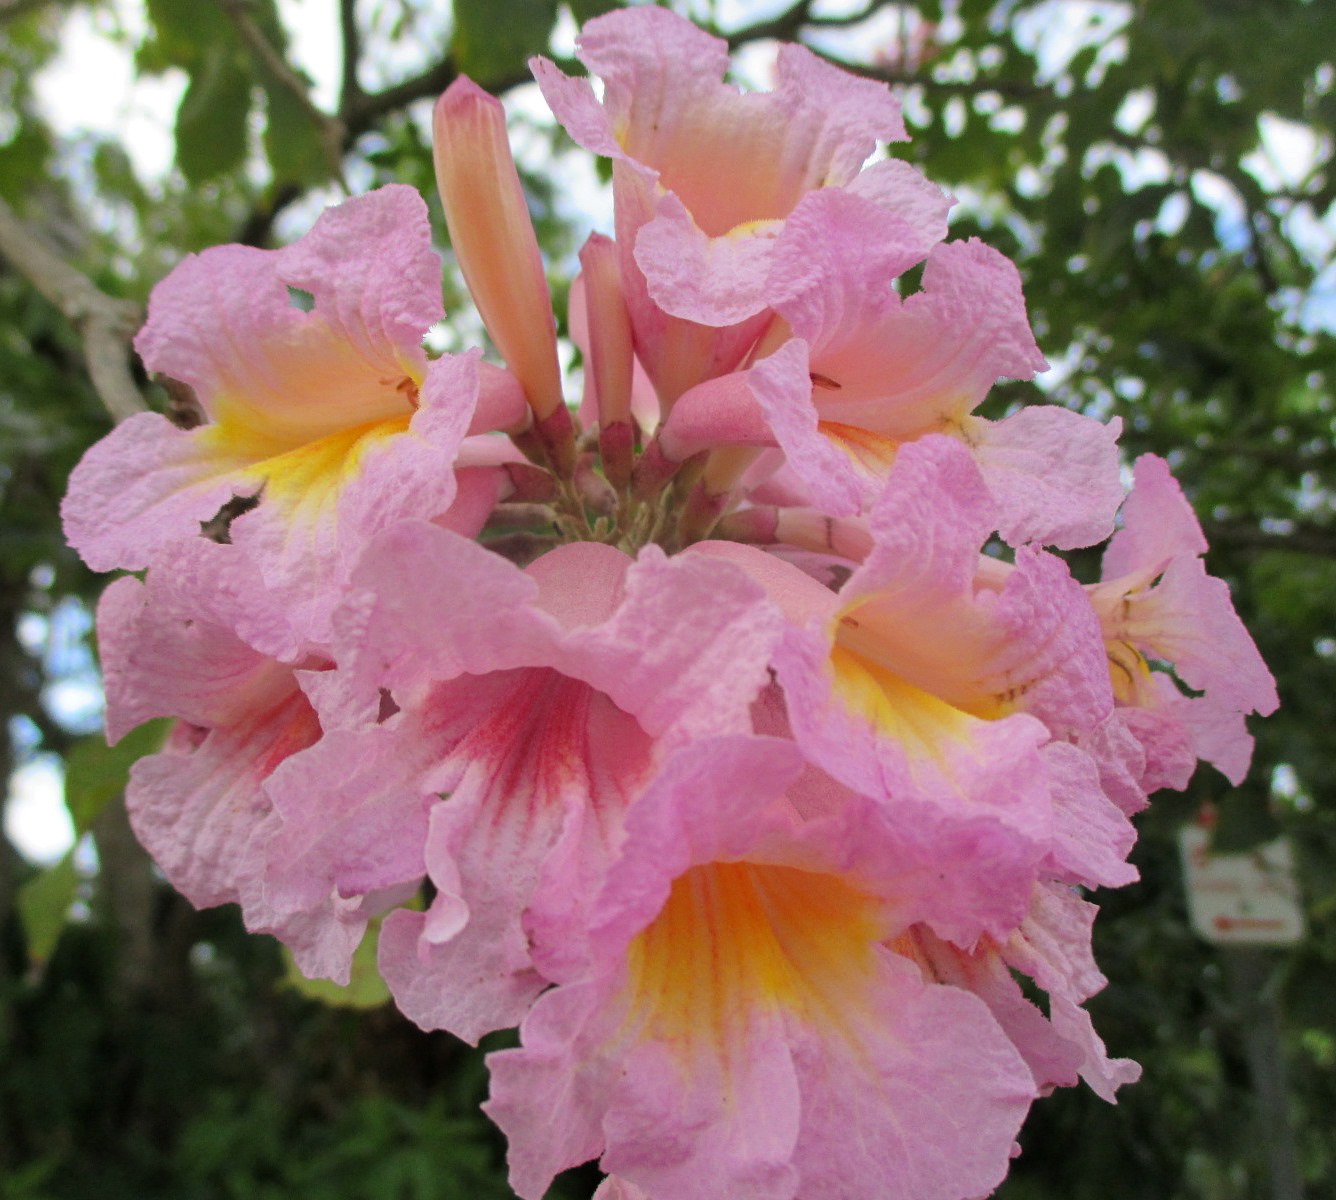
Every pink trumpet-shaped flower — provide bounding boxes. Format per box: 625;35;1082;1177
98;539;369;979
1088;454;1278;785
533;6;949;406
262;523;782;1042
660;191;1121;545
62;187;520;644
486;736;1037;1200
695;438;1132;936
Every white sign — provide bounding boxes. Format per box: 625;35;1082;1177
1179;825;1306;946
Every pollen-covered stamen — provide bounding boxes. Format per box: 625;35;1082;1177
1105;639;1154;705
394;376;421;409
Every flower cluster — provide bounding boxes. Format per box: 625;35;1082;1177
63;10;1277;1199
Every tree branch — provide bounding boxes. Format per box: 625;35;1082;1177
344;58;459;136
818;46;1046;98
337;0;364;118
1204;520;1336;558
219;0;348;185
0;196;144;422
724;0;816;49
344;58;534;138
809;2;880;29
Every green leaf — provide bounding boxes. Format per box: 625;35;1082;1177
142;0;234;71
17;851;79;967
176;47;253;184
568;0;622;22
64;719;172;835
282;918;391;1009
263;81;331;188
451;0;558;86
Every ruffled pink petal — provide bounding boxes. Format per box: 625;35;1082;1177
97;564;295;744
331;522;548;716
632;194;783;328
1004;882;1108;1004
766;188;937;350
1103;453;1208;581
374;667;657;1042
1046;993;1142;1103
1172;692;1255;785
1099;703;1198;805
1114;555;1278;717
747;337;868;515
127;687;319;912
966;407;1123;548
843;157;954;246
1040;742;1138;889
261;718;434;916
905;929;1085;1094
1000;884;1141;1101
543;547;782;744
530;57;624;159
125;696;365;983
904;887;1141;1104
134;185;438;442
842;438;1114;737
1001;549;1115;734
787;954;1034;1200
62;412;264;573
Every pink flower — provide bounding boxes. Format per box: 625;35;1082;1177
98;539;367;979
59;12;1278;1195
486;736;1037;1200
533;6;950;405
1088;454;1278;786
62;186;525;644
658;191;1121;545
262;522;782;1042
694;438;1133;936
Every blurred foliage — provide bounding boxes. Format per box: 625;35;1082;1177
0;0;1332;1197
